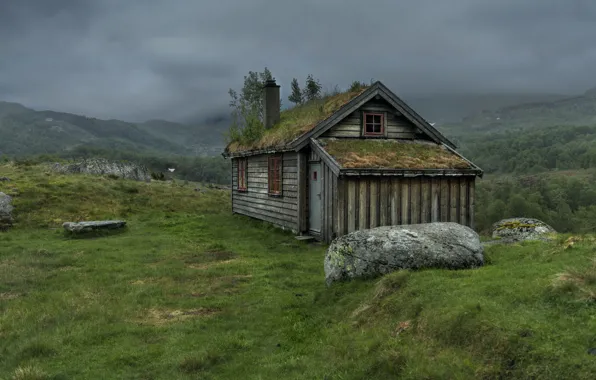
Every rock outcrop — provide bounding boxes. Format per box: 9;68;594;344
491;217;556;243
52;158;151;182
63;220;127;233
324;222;484;285
0;192;14;231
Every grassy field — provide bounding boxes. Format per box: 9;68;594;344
1;162;596;379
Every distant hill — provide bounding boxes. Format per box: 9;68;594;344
455;124;596;175
138;118;227;156
440;87;596;136
404;93;566;124
0;101;226;157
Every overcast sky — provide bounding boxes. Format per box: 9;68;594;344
1;0;596;122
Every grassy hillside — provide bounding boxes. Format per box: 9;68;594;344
474;169;596;235
137;120;224;156
1;162;596;379
455;125;596;174
0;101;226;157
441;88;596;135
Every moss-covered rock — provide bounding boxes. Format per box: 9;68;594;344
491;217;555;243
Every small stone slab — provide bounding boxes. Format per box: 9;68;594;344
63;220;126;233
295;235;316;241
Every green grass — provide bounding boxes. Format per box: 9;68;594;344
320;138;471;169
2;162;596;379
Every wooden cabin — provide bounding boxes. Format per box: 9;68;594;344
222;80;483;243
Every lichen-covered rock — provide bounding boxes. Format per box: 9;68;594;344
0;192;14;231
52;158;151;182
324;222;484;285
491;217;555;242
63;220;126;233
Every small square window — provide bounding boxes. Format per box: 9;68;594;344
363;113;384;136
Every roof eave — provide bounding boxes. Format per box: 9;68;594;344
440;143;484;175
224;146;294;158
375;82;458;149
309;138;341;175
339;168;483;177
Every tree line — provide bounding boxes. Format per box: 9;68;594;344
475;170;596;234
452;125;596;233
455;125;596;174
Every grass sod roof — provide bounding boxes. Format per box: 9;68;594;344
319;138;473;170
226;86;370;154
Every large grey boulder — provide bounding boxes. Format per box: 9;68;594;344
324;222;483;285
0;192;13;231
63;220;126;233
491;217;555;243
52;158;151;182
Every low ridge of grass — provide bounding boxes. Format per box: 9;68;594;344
226;87;369;153
320;138;472;169
2;162;596;379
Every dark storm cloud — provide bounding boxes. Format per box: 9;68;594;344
1;0;595;121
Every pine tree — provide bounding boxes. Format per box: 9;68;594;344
304;74;322;102
288;78;303;105
349;80;367;92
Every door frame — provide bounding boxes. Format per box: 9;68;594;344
308;162;322;234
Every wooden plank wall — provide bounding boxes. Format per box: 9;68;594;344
231;153;299;231
321;98;420;140
333;175;476;240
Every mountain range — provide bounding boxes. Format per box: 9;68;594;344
1;87;596;158
440;87;596;136
0;101;225;157
404;93;566;124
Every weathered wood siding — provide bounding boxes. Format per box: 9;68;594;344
321;98;425;140
332;175;476;241
231;153;299;231
307;149;339;242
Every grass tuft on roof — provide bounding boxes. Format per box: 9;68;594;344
226;87;369;153
320;139;472;170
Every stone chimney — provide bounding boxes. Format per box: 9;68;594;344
263;79;280;129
